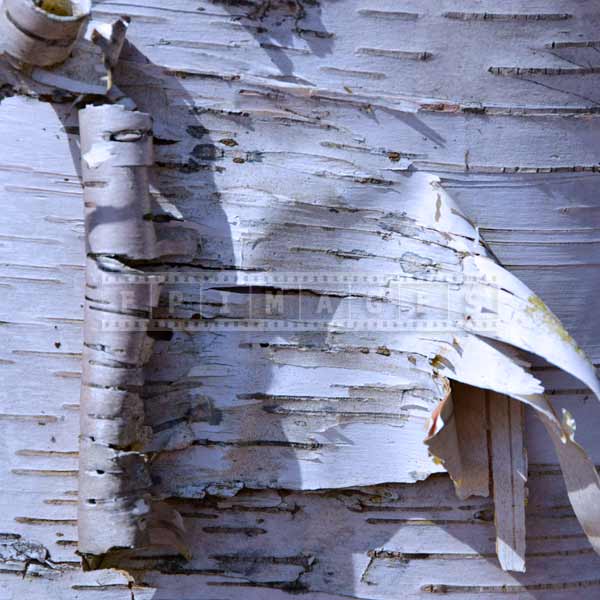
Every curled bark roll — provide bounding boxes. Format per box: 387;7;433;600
78;104;174;556
80;105;156;259
0;0;91;67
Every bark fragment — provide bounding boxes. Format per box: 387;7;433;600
0;0;91;67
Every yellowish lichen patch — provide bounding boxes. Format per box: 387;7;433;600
526;294;585;357
37;0;73;17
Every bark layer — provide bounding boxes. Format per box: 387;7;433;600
1;0;600;595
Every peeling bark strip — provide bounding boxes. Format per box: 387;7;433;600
78;104;184;557
0;0;90;67
427;383;489;500
424;257;600;570
489;394;526;573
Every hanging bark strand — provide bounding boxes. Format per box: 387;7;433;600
488;393;527;573
77;104;176;556
426;382;490;500
0;0;91;67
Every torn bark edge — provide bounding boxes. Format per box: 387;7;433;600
86;15;130;91
540;403;600;555
78;103;191;563
0;0;91;67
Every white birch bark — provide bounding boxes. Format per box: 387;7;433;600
1;0;600;597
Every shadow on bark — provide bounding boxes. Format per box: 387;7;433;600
44;2;600;596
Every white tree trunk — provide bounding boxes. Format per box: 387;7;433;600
1;0;600;597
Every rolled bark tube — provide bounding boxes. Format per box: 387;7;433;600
78;104;162;556
79;105;157;259
0;0;91;67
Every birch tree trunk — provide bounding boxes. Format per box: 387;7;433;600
1;0;600;598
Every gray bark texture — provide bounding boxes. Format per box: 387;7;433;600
1;0;600;598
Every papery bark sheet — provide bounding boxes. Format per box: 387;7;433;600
423;175;600;571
